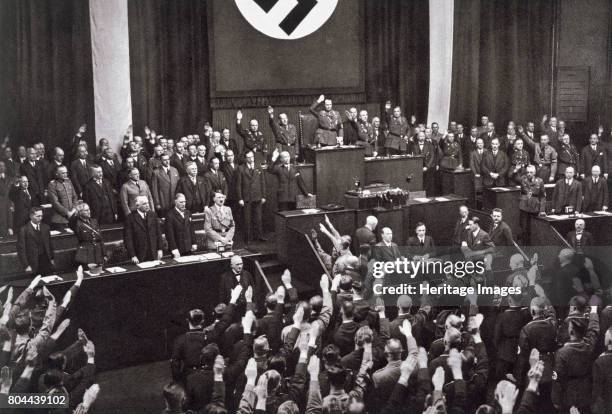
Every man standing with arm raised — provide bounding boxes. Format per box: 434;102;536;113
309;94;343;147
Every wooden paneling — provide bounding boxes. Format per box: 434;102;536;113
555;67;590;122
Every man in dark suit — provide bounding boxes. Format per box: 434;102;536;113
480;122;498;149
580;133;609;180
236;151;266;244
461;216;495;259
177;162;208;213
20;147;45;202
123;195;163;264
405;222;436;259
342;107;359;146
566;219;594;254
17;207;54;275
470;138;486;193
165;193;197;258
461;126;479;168
552;166;583;213
82;165;117;225
540;115;560;150
70;145;93;196
410;131;436;196
373;227;403;263
9;175;37;231
2;146;18;178
270;150;312;211
99;147;121;190
452;205;471;247
151;153;180;217
46;147;66;186
489;208;514;248
203;158;228;201
582;165;609;212
354;215;378;251
0;161;14;237
218;255;254;305
170;142;188;177
481;138;509;187
220;149;239;214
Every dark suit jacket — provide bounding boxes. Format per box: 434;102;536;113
580;144;608;176
3;158;18;178
100;158;121;189
567;231;594;252
582;177;609;212
552;179;583;212
489;221;513;247
453;218;471;246
218;270;254;305
123;211;163;261
410;141;436;169
470;150;486;176
9;186;37;230
203;170;228;198
150;166;180;211
70;159;93;195
465;228;495;251
17;222;53;271
177;176;209;212
165;208;196;254
406;235;436;257
236;165;266;202
481;150;509;186
480;132;499;149
20;161;45;198
271;164;308;203
460;136;478;167
220;162;239;202
354;226;377;251
0;176;14;235
170;153;188;176
373;241;402;262
82;178;117;225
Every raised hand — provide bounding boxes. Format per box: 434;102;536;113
26;341;38;365
432;366;445;391
447;348;463;378
385;101;392;110
78;328;89;344
245;285;253;303
417;347;428;369
0;366;12;394
276;285;285;303
245;358;257;383
255;373;269;401
319;274;329;292
84;340;95;359
242;311;255;333
81;383;100;411
213;354;225;377
281;269;292;287
400;355;417;380
237;110;243;121
78;124;87;135
529;348;540;368
308;355;320;378
496;381;519;414
28;275;42;290
399;318;412;337
267;106;274;114
293;305;304;327
317;94;325;104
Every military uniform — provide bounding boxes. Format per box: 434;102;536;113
236;120;267;165
354;120;375;156
592;349;612;413
508;149;531;185
170;328;208;383
493;306;530;380
439;140;462;170
552;312;599;413
73;217;105;265
309;100;343;146
519;175;546;243
557;143;581;178
47;178;79;227
384;108;409;154
534;143;558;181
204;204;235;250
269;115;297;160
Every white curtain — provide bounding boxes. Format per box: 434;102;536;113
89;0;132;154
427;0;454;130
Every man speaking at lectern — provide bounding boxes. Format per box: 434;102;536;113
309;94;343;146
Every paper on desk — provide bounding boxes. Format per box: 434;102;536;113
414;198;430;203
106;266;126;273
50;230;62;236
491;187;511;191
174;255;203;263
546;215;566;220
202;252;222;260
435;197;450;201
85;270;104;277
221;251;235;258
136;260;162;269
301;208;320;214
64;228;74;234
41;275;63;283
593;210;612;215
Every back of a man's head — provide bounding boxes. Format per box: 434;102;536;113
341;300;355;320
163;382;186;411
200;343;220;367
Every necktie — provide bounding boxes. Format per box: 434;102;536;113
419;238;424;246
36;224;40;232
25;189;30;199
96;179;102;186
109;160;113;166
594;178;598;184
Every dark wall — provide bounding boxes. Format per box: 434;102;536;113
557;0;611;142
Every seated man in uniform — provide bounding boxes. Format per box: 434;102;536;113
204;192;235;250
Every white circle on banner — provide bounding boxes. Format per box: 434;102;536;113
235;0;338;40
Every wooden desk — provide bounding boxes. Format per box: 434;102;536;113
482;187;520;237
8;250;261;371
303;146;365;205
364;155;423;192
275;208;356;263
403;195;467;246
262;163;314;230
441;169;474;207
